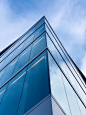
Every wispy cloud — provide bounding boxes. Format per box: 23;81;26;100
0;0;38;51
0;0;86;76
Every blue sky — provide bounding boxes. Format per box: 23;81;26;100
0;0;86;76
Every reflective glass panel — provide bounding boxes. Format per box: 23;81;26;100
23;34;34;50
1;52;14;69
0;57;19;86
13;44;32;75
11;43;24;60
0;67;27;115
77;96;86;115
0;84;7;104
17;50;50;115
30;32;46;60
27;17;45;37
34;23;45;40
63;76;82;115
48;52;71;115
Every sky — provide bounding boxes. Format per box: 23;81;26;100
0;0;86;77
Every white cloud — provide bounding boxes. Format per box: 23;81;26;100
0;0;38;51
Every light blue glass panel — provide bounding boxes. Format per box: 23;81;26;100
46;34;86;104
11;43;24;60
1;52;14;69
0;67;27;115
17;50;50;115
23;34;34;50
13;44;32;75
30;32;46;60
45;21;86;90
63;76;82;115
77;96;86;115
0;57;19;86
48;52;71;115
34;23;45;40
0;84;7;104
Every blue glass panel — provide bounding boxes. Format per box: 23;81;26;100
0;61;4;70
1;41;20;61
11;43;24;60
1;51;14;69
0;68;6;80
26;17;45;37
0;67;27;115
0;84;7;104
0;57;19;86
63;76;82;115
48;52;71;115
23;34;34;50
30;32;46;60
13;44;32;75
34;23;45;40
17;50;50;115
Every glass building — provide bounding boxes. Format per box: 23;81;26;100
0;16;86;115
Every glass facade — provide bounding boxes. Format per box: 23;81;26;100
0;16;86;115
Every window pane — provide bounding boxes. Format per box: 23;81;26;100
30;32;46;60
63;76;82;115
1;52;14;69
48;52;71;115
0;41;20;61
0;57;19;86
0;67;27;115
23;34;34;50
0;69;6;80
0;84;7;103
17;50;50;115
13;45;32;75
34;23;45;40
77;96;86;115
11;43;24;60
27;17;45;37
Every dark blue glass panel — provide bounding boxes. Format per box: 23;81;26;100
30;32;46;60
17;50;50;115
0;61;4;70
1;52;14;69
0;57;19;86
11;43;24;60
26;17;45;37
13;44;32;75
0;68;6;80
23;34;34;50
0;84;7;104
0;67;27;115
34;23;45;40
